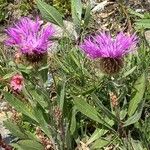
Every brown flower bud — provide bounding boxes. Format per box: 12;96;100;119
100;58;124;74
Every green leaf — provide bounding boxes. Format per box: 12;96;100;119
55;58;70;73
73;96;101;123
130;139;144;150
71;0;82;19
91;94;119;123
4;120;38;141
58;79;66;109
128;8;144;18
4;120;28;139
83;3;91;27
71;0;82;30
16;140;44;150
124;100;145;127
33;105;52;138
73;96;116;133
4;92;36;121
120;108;127;120
136;19;150;29
69;49;81;68
87;119;114;145
24;131;39;141
36;0;64;27
30;90;49;109
38;64;50;71
18;64;33;74
90;138;109;149
128;73;146;116
122;66;137;78
70;107;77;135
3;72;16;79
10;143;24;150
120;100;128;120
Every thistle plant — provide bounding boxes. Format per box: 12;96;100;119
0;0;150;150
5;17;55;62
80;32;138;74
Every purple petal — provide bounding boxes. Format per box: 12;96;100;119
80;32;138;59
4;17;55;55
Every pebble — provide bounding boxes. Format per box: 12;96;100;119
0;112;10;137
145;30;150;46
0;112;12;150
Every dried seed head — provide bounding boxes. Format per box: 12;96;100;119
109;92;118;108
11;110;22;124
100;58;124;74
53;106;62;125
35;127;53;150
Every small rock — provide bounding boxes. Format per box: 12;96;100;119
0;102;8;107
135;9;145;13
92;0;108;13
145;30;150;46
91;0;114;13
0;112;10;138
0;112;13;150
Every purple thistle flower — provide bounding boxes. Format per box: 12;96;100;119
5;17;55;58
80;32;138;74
80;32;138;59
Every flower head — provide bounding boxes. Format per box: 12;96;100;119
5;17;55;61
80;32;138;59
10;74;24;92
80;32;138;74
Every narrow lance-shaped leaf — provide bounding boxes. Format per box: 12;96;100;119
130;138;145;150
4;92;36;121
87;119;114;145
128;8;144;18
71;0;82;20
55;57;70;74
58;79;66;110
29;90;49;109
91;94;120;123
83;3;91;27
73;96;116;133
136;19;150;29
122;66;137;78
91;139;109;149
71;0;82;31
3;72;16;79
33;105;52;138
36;0;64;27
128;73;146;116
4;120;28;139
70;107;77;135
15;140;44;150
123;100;145;127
